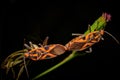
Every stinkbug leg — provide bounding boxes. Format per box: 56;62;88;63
29;41;34;49
24;44;31;50
72;33;83;36
85;47;92;53
101;37;104;40
72;33;85;39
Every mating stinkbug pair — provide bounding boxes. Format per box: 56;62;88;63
24;13;119;61
24;29;119;61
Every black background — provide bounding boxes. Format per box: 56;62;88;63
1;0;120;80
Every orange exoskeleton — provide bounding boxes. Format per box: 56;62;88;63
65;29;104;53
24;37;67;61
65;27;119;53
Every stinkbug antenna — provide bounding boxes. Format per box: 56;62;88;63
104;31;119;44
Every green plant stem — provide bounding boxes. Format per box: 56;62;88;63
32;51;77;80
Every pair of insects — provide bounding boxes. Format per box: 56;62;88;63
24;13;119;61
24;28;119;61
24;38;67;61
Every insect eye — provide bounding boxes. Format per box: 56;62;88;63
44;46;49;50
